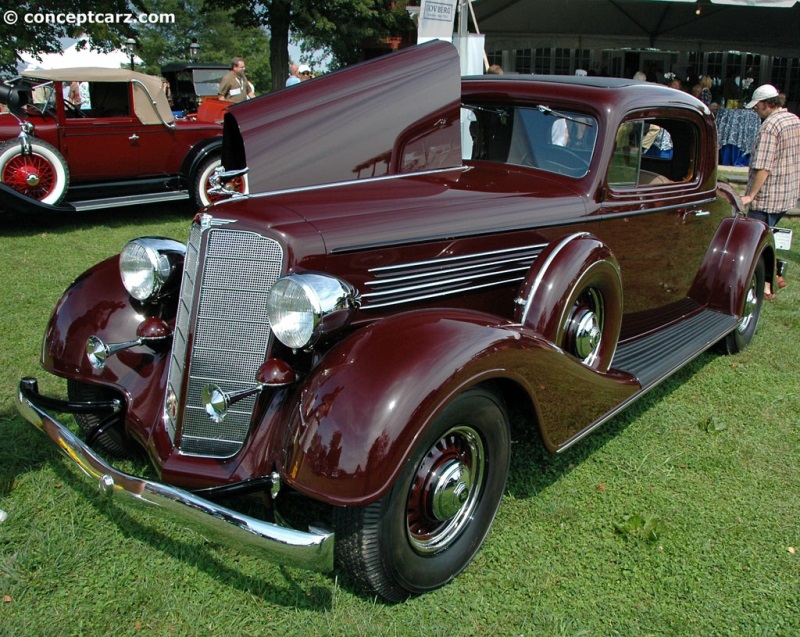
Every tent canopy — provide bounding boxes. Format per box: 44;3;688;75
20;40;142;72
473;0;800;57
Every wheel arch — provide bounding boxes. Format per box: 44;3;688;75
689;215;776;317
515;231;623;372
180;135;223;180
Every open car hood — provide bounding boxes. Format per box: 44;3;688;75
222;41;463;194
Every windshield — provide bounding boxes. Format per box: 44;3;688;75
461;104;597;178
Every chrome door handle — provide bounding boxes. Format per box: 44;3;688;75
129;134;139;141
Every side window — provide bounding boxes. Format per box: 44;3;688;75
608;118;696;188
82;83;130;118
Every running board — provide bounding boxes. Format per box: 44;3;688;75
71;191;191;211
611;309;739;389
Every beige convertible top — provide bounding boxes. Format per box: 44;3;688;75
23;67;174;125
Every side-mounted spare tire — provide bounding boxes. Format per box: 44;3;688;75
0;138;69;204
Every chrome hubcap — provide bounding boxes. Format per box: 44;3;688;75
406;425;485;554
738;273;758;333
431;460;473;521
566;288;604;366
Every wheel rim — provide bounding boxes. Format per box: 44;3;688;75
565;288;604;366
2;153;56;200
406;425;485;554
738;271;759;333
201;161;247;205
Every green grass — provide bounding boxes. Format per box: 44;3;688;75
1;208;799;636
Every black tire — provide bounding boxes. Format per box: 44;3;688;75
722;256;765;354
334;386;511;601
192;155;248;208
0;138;69;204
67;380;135;458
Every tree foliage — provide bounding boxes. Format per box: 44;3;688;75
0;0;129;75
208;0;414;91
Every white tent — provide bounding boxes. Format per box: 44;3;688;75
20;40;142;72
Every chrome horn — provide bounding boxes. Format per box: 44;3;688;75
86;318;172;370
201;359;297;423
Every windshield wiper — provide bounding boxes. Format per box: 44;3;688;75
537;105;593;128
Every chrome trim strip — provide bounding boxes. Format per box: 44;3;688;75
519;232;590;326
362;266;530;299
364;277;526;309
219;165;468;205
368;243;548;274
16;380;334;573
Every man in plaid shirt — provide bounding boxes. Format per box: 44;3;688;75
741;83;800;297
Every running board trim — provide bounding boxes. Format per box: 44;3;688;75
72;191;191;211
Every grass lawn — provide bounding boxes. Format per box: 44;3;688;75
1;207;798;636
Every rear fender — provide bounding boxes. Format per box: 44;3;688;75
179;136;223;179
689;216;775;316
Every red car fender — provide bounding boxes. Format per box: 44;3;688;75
41;254;170;442
279;307;639;507
281;308;536;506
689;215;775;316
514;232;623;372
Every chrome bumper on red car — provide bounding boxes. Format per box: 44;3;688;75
16;378;334;574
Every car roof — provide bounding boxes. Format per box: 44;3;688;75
22;67;174;125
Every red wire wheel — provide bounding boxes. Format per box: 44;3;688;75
0;138;69;204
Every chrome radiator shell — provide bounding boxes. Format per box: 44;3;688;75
165;219;284;457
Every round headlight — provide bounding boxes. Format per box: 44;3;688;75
119;238;185;302
267;273;357;350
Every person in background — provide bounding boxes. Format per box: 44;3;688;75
298;64;313;81
486;64;503;75
698;75;713;106
286;63;300;87
741;84;800;298
218;57;250;103
633;71;646;81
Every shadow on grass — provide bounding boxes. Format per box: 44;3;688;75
45;447;336;610
505;351;716;500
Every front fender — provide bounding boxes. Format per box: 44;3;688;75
41;255;172;438
282;309;527;506
280;308;638;506
0;182;75;214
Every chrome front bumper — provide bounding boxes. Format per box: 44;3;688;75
16;378;334;573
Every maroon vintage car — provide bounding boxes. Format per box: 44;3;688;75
17;42;774;601
0;67;245;214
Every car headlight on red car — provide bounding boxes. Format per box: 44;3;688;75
267;273;359;350
119;238;186;302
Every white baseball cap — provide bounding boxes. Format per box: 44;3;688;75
745;84;779;109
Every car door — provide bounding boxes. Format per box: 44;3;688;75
584;113;728;339
59;81;141;180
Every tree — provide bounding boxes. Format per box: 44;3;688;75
208;0;414;92
0;0;129;75
132;0;271;95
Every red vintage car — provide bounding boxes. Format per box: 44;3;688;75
17;42;775;601
0;67;245;213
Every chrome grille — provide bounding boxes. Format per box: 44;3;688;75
164;221;284;457
361;244;545;309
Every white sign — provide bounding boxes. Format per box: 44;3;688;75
417;0;458;43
